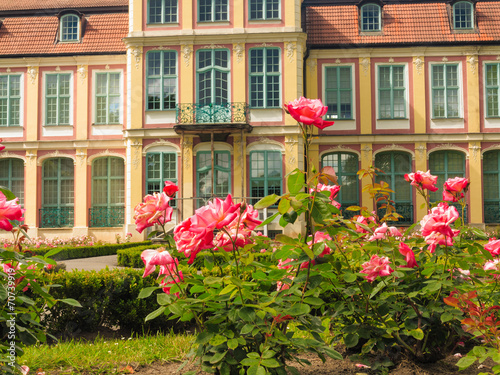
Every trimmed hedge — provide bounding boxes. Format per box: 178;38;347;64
30;241;152;261
118;247;273;269
39;268;180;336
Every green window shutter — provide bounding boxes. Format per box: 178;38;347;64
325;66;352;120
0;158;24;206
146;51;177;111
484;151;500;223
249;150;282;206
146;152;177;207
249;0;280;20
374;151;413;223
90;157;125;227
0;75;21;127
429;150;465;203
41;158;74;228
95;72;121;124
378;65;406;119
321;152;359;217
196;151;231;207
486;63;500;118
46;73;71;126
249;48;280;108
431;64;459;118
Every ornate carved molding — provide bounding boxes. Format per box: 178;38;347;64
26;151;37;165
320;145;360;158
260;42;274;47
87;149;125;164
373;144;416;160
129;46;142;70
442;56;449;62
182;138;193;169
142;139;180;155
360;57;370;77
427;144;468;159
27;66;38;84
75;149;87;166
469;144;481;163
6;67;11;73
233;43;244;64
130;139;142;170
37;150;75;166
415;144;427;162
0;151;26;165
285;136;298;153
153;45;173;50
307;59;317;72
388;57;394;63
181;45;193;67
77;65;87;84
285;42;296;63
200;43;225;49
466;54;478;75
413;56;423;75
481;144;500;159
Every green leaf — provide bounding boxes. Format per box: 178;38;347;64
190;285;206;294
227;338;239;350
209;335;227;346
324;347;343;360
258;212;280;227
288;170;306;195
43;247;64;259
344;333;359;348
209;351;227;364
311;199;329;224
195;332;213;345
240;324;254;335
303;297;324;306
254;194;281;209
239;307;256;322
440;312;455;323
288;303;310;316
247;365;266;375
157;293;171;306
408;328;424;340
343;272;357;283
145;306;166;322
278;198;291;214
138;286;159;299
261;358;281;368
0;186;16;201
58;298;82;307
204;276;222;285
220;284;237;295
456;355;477;370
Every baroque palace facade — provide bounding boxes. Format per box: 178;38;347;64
1;0;500;241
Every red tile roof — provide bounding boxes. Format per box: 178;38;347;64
0;13;128;56
0;0;127;11
305;2;500;46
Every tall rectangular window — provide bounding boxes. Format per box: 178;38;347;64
0;158;24;206
46;73;71;126
0;75;21;127
146;152;177;207
148;0;178;23
250;151;282;206
199;0;228;21
249;48;280;108
90;157;125;227
431;64;459;118
249;0;280;20
324;66;352;119
95;72;121;124
378;65;406;119
361;4;381;31
147;51;177;110
197;151;230;206
486;63;500;117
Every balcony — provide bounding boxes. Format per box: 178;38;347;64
89;207;125;228
174;102;252;141
39;207;74;228
377;202;414;225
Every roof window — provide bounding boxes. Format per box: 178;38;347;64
360;3;381;32
58;11;84;43
453;1;474;30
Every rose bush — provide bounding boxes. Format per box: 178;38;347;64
139;98;500;374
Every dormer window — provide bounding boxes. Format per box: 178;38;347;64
453;1;473;29
361;4;381;32
59;12;82;42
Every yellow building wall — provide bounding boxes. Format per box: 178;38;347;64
181;136;194;218
359;57;371;135
414;142;428;220
24;151;37;230
25;66;39;142
469;141;483;224
413;56;426;134
75;64;89;140
73;151;88;232
131;0;143;32
360;143;373;212
129;46;144;129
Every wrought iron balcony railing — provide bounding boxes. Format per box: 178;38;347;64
484;202;499;224
176;102;249;125
89;206;125;228
39;207;74;228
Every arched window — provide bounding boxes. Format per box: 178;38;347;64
90;157;125;227
41;158;74;228
429;150;467;221
453;1;473;30
146;151;177;207
321;152;359;218
60;14;80;42
374;151;413;224
360;4;381;32
249;150;282;206
196;150;231;207
0;158;24;206
483;150;500;223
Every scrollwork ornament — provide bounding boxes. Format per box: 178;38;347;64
413;56;423;75
27;66;38;84
75;149;87;166
182;45;193;67
469;144;481;163
307;59;317;72
26;151;37;165
129;46;142;70
182;138;193;169
415;144;427;162
285;42;296;63
360;58;370;77
467;54;478;75
233;43;244;64
77;65;87;84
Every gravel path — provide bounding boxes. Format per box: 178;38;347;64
60;255;127;272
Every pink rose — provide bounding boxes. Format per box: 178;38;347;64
354;214;376;234
284;97;335;130
367;223;402;241
361;255;394;282
163;180;179;197
485;238;500;257
308;231;332;257
0;138;4;151
0;191;24;232
174;217;214;264
193;195;240;230
310;183;341;208
443;177;469;202
484;259;500;279
133;192;173;233
404;170;438;192
141;247;177;278
398;242;418;268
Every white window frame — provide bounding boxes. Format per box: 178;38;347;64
453;1;474;30
0;73;23;128
360;4;381;32
42;71;74;127
60;14;80;42
92;69;124;126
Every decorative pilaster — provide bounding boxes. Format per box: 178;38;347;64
468;141;483;225
360;143;373;212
